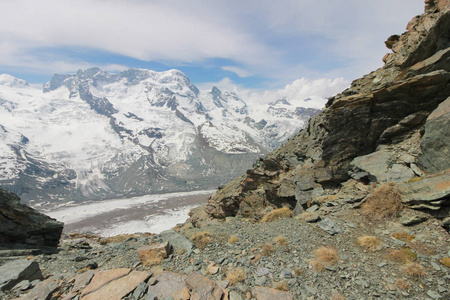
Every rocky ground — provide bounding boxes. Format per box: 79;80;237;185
1;197;449;299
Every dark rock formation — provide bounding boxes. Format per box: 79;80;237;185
0;187;63;249
199;1;450;222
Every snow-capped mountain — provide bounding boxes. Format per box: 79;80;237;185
0;69;322;208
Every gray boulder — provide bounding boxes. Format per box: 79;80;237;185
418;96;450;173
159;229;193;255
0;259;43;291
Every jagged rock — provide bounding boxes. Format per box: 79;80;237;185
199;4;450;221
81;270;150;300
159;229;193;255
318;218;342;235
0;259;43;291
0;187;63;249
17;278;60;300
418;96;450;173
252;286;294;300
398;173;450;209
400;215;429;226
136;242;171;266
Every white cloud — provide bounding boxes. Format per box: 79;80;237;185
221;66;253;77
0;0;425;84
198;76;350;107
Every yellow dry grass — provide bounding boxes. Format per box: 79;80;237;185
274;235;288;245
314;246;339;264
190;231;212;250
275;281;289;291
360;182;403;220
261;244;274;256
226;268;246;285
228;235;239;244
440;257;450;267
357;236;380;251
392;232;415;243
402;263;426;278
386;248;417;263
331;293;346;300
260;207;293;223
395;279;410;290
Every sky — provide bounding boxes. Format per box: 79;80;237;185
0;0;424;103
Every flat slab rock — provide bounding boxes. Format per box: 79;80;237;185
252;286;294;300
398;173;450;209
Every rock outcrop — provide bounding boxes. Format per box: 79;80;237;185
0;187;63;250
199;1;450;223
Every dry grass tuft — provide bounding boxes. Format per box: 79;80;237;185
392;232;415;243
310;246;339;272
310;260;325;272
190;231;212;250
331;293;346;300
402;263;426;278
360;182;403;220
387;248;417;263
226;268;246;285
260;207;293;223
275;281;289;291
274;235;288;246
440;257;450;268
261;244;274;256
228;235;239;244
294;267;303;276
395;279;410;290
314;246;339;264
357;236;380;251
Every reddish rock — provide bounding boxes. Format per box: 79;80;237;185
252;287;294;300
137;241;171;266
186;272;224;300
207;262;220;275
81;270;150;300
81;268;130;296
72;270;97;292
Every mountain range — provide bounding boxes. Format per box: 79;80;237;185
0;68;324;208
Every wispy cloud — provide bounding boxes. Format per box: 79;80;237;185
0;0;424;86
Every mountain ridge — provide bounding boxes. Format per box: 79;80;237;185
0;68;322;208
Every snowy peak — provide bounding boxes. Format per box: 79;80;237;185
0;74;29;88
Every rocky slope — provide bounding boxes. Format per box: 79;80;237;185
0;69;321;208
198;0;450;224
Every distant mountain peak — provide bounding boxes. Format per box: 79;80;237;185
0;74;29;88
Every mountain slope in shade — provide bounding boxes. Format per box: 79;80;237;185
0;69;321;208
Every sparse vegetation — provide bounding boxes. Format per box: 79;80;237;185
387;248;417;263
260;207;293;223
294;267;303;276
190;231;212;250
392;232;415;243
314;246;339;264
228;235;239;244
311;246;339;272
407;177;423;183
226;268;246;285
395;279;410;290
261;244;274;256
357;236;381;251
402;263;426;278
360;182;403;220
331;293;346;300
275;281;289;291
440;257;450;268
274;235;288;245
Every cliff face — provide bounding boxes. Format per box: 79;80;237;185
199;1;450;224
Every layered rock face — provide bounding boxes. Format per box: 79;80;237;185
201;1;450;222
0;187;63;249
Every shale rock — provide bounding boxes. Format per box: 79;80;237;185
0;187;63;250
0;260;43;291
